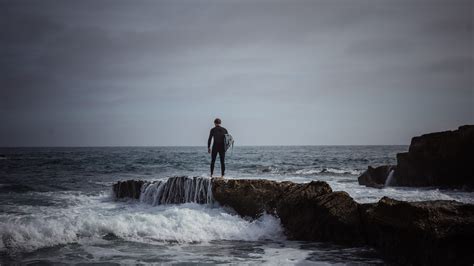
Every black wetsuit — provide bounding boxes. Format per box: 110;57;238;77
208;126;228;176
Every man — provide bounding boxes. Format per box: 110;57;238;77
208;118;228;177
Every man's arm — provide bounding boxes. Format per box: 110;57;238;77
207;129;213;151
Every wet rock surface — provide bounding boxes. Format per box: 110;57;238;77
112;179;144;199
358;165;395;188
361;197;474;265
113;177;474;265
277;189;364;245
211;178;309;218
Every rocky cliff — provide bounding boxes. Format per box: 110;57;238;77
358;125;474;188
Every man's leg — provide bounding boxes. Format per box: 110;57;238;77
210;148;218;177
219;149;225;177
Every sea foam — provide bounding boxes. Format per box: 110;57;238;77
0;192;283;253
295;168;361;175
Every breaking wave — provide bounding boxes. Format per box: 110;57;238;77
251;166;362;176
0;192;283;253
295;168;361;176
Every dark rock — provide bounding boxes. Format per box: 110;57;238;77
113;176;213;204
361;197;474;265
358;125;474;188
211;178;321;218
395;125;474;188
213;179;363;245
102;233;120;241
112;177;474;265
277;189;364;245
112;180;144;199
358;165;396;188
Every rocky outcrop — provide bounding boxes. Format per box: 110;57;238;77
358;165;395;188
113;177;213;205
277;189;364;245
141;176;213;205
213;178;364;245
113;177;474;265
361;197;474;265
395;125;474;188
212;178;280;217
113;179;144;199
358;125;474;188
211;178;330;218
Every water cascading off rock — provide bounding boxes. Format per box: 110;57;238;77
113;176;214;205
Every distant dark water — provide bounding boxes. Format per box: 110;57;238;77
0;146;403;192
1;146;472;264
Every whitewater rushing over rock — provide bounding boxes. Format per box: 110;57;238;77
384;169;395;187
139;176;214;205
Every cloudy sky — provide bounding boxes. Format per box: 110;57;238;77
1;0;472;146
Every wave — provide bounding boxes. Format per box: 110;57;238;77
295;168;361;176
0;194;284;253
250;165;361;176
327;180;474;204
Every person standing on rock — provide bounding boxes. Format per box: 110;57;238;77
208;118;228;177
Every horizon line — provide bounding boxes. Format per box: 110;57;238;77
0;144;409;148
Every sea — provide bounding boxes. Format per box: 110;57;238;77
1;146;473;264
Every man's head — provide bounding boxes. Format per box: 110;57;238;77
214;118;221;126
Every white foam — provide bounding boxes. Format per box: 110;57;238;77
384;169;395;187
260;247;314;265
0;193;284;253
295;168;361;175
327;180;474;204
139;176;213;205
295;169;321;175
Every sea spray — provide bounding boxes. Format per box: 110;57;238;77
0;192;283;253
140;176;214;205
384;169;395;187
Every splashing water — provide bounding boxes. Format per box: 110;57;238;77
2;146;472;264
384;169;395;187
140;176;213;205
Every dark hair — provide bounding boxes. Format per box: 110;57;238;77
214;118;221;124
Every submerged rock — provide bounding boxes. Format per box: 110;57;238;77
362;197;474;265
358;165;396;188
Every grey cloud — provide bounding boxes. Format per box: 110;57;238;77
0;0;472;146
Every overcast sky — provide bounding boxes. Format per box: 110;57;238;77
1;0;472;146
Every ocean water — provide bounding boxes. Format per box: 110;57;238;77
1;146;473;264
